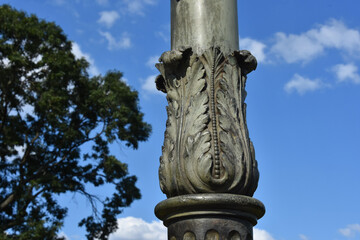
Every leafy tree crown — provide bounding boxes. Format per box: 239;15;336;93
0;4;151;239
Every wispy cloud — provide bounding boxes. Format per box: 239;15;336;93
332;63;360;84
142;74;163;95
284;74;328;95
96;0;108;6
49;0;80;17
155;31;169;42
155;23;170;43
98;11;120;28
271;19;360;64
121;0;158;16
71;42;100;76
99;31;131;50
146;55;160;69
299;234;309;240
339;224;360;238
143;57;161;95
240;37;267;63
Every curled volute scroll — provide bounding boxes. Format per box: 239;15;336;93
156;47;259;198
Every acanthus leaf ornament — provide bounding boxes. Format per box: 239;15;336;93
156;47;259;198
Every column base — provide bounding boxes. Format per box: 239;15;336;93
155;194;265;240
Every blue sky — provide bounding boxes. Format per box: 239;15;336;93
2;0;360;239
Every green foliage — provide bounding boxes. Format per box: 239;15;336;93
0;4;151;239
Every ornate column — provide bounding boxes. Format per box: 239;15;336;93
155;1;265;239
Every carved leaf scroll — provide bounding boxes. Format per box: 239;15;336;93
217;54;259;195
157;48;259;198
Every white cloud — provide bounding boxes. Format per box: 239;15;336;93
299;234;309;240
127;1;144;15
58;232;69;240
122;0;158;15
271;32;323;64
109;217;166;240
98;11;120;28
284;74;328;95
240;38;267;63
253;228;276;240
142;74;163;95
332;63;360;84
71;42;100;76
99;31;131;50
96;0;108;6
310;19;360;55
146;55;160;69
271;19;360;63
339;224;360;238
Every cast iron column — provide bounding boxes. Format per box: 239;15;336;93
155;0;265;239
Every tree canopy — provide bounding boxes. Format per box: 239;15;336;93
0;5;151;239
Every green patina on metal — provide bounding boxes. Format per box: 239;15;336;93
155;1;265;239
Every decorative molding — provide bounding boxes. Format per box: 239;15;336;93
155;193;263;240
156;47;258;198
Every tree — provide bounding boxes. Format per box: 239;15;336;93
0;5;151;239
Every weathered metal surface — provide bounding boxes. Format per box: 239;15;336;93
155;194;265;240
155;1;265;239
168;218;252;240
156;48;258;198
171;0;239;55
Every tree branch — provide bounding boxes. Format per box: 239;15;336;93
0;193;15;211
20;132;40;165
76;188;103;220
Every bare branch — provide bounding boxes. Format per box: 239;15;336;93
76;188;104;221
0;193;15;211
